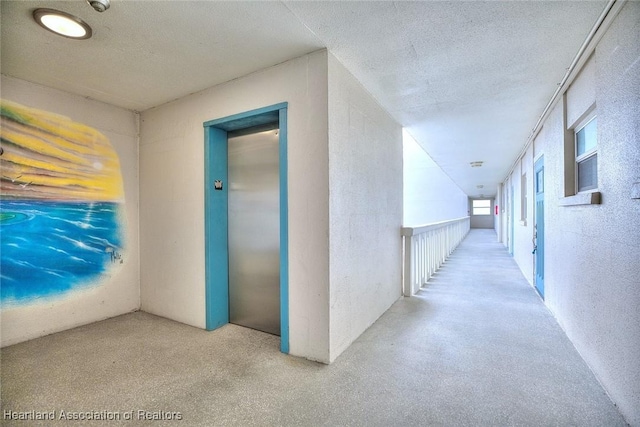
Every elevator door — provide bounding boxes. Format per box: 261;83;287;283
228;128;280;336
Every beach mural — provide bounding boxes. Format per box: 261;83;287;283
0;99;126;307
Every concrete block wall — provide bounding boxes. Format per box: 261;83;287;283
504;3;640;424
2;50;407;364
139;50;332;363
513;145;535;285
327;53;403;362
502;148;535;284
469;199;495;229
0;76;140;347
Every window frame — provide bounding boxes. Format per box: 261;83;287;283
520;173;527;222
472;199;491;216
574;112;598;193
560;95;600;205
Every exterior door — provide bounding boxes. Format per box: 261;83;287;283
509;185;514;255
534;156;544;298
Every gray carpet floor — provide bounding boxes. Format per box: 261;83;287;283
0;229;628;426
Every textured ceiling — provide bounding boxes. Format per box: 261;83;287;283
284;1;607;197
0;1;324;110
1;0;608;197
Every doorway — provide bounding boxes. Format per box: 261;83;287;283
534;156;544;298
509;185;514;256
228;127;280;335
203;103;289;352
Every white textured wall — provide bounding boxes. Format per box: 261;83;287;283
512;146;535;285
500;178;514;251
508;4;640;424
0;76;140;346
469;199;495;229
327;53;403;362
139;51;331;362
507;177;516;253
549;6;640;424
566;57;596;128
403;131;468;226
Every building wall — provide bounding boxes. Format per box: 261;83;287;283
139;50;332;362
506;4;640;424
0;76;140;347
500;177;516;254
469;199;495;229
507;176;516;254
327;53;403;362
494;186;503;236
403;131;468;226
495;186;502;238
513;145;535;285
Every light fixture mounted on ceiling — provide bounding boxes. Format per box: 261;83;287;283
87;0;110;13
33;9;92;39
470;161;484;168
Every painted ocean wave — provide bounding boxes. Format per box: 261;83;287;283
0;200;124;306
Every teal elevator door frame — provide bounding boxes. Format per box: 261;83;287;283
203;103;289;353
534;156;545;299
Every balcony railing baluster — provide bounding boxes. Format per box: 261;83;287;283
402;217;470;296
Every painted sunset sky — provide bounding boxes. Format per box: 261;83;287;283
1;100;124;202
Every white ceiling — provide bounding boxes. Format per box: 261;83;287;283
1;0;607;198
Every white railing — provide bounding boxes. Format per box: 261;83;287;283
401;217;470;296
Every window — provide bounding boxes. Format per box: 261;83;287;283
472;199;491;215
561;96;600;205
520;173;527;221
575;115;597;192
535;167;544;194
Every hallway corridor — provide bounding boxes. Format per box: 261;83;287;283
1;230;627;426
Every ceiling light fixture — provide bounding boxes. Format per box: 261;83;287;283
33;9;92;40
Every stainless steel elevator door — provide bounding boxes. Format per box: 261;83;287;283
228;128;280;336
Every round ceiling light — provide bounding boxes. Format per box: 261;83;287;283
33;9;92;39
